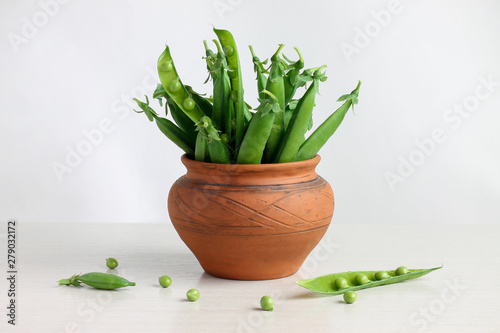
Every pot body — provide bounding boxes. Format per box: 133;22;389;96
167;155;334;280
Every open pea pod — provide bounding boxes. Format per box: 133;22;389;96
157;45;205;124
296;266;442;295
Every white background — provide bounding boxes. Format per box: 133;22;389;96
1;0;499;225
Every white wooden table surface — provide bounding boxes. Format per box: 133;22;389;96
1;222;498;333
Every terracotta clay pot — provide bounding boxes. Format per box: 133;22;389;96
167;154;334;280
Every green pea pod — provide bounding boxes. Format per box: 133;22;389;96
294;81;361;161
79;272;135;290
284;107;294;129
186;85;213;118
194;131;209;162
211;39;231;134
220;73;233;135
213;28;245;147
225;81;234;139
58;272;135;290
152;114;195;157
243;101;252;123
157;45;205;123
297;266;442;295
134;96;195;156
166;97;196;138
263;44;287;163
195;116;231;163
274;67;325;163
208;140;231;164
237;112;275;164
237;90;281;164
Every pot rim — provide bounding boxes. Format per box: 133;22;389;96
180;154;321;186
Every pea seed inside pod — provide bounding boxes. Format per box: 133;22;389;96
161;61;173;72
334;277;349;290
230;90;238;102
220;133;230;144
355;274;370;285
169;80;182;93
375;271;390;280
183;98;195;110
223;45;234;57
395;266;409;276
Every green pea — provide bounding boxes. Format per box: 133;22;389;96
158;275;172;288
343;291;357;304
161;61;173;72
334;277;349;290
183;98;195;110
220;133;230;144
395;266;409;276
230;90;238;102
223;45;234;56
186;289;200;302
105;257;118;269
355;274;370;285
169;80;182;93
260;296;274;311
375;271;390;280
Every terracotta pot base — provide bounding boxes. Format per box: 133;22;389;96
168;155;334;280
176;227;330;280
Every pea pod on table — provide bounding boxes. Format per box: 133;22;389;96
296;266;442;295
58;272;136;290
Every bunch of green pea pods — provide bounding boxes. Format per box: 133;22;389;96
134;28;361;164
